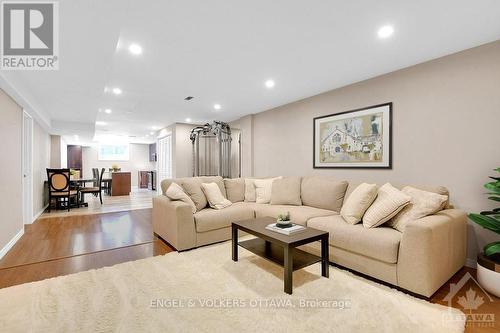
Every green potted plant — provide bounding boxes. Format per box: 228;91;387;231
276;212;291;227
468;167;500;296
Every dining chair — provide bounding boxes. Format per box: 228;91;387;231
79;168;105;204
102;172;112;195
91;168;99;196
46;168;79;212
92;168;99;187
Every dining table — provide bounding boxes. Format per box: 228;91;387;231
44;175;113;210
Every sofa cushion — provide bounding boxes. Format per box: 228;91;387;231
193;202;255;232
179;178;208;212
346;181;450;208
201;182;232;210
224;178;245;202
253;204;337;226
340;183;378;224
388;186;448;232
165;182;197;213
244;178;257;202
199;176;227;198
161;177;189;195
301;177;348;212
271;177;302;206
363;183;411;228
254;177;281;204
308;215;401;264
162;177;227;212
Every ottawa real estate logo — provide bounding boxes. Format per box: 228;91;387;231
1;1;59;70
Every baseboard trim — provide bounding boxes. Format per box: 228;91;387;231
465;258;477;268
30;204;48;224
0;228;24;260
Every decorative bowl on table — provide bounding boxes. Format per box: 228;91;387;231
276;220;292;228
276;212;292;228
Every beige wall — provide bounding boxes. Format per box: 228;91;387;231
230;115;253;177
82;143;155;187
0;88;23;252
50;135;67;168
50;135;61;168
233;40;500;264
33;121;51;216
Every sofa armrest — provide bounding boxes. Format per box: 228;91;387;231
397;209;467;297
153;195;196;251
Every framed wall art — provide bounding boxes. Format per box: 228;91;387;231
313;102;392;169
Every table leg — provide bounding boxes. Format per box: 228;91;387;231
264;240;271;255
232;224;238;262
284;245;293;294
321;234;329;278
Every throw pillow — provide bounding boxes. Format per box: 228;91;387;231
270;177;302;206
224;178;245;202
254;177;282;204
301;177;348;212
340;183;378;224
165;182;197;213
201;182;232;210
388;186;448;232
363;183;411;228
199;176;227;198
180;178;208;211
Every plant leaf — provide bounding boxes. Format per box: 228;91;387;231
484;242;500;257
489;177;500;181
480;210;498;215
488;196;500;202
469;213;500;233
485;182;500;194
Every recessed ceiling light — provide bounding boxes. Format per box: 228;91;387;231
151;126;160;130
104;108;112;114
213;104;221;110
265;79;275;89
112;87;122;95
185;118;192;123
377;25;394;39
128;43;143;55
96;121;107;126
150;132;154;135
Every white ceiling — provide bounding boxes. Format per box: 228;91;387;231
2;0;500;144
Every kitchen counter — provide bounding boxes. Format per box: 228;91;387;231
111;172;131;196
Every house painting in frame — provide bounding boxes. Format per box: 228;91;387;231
313;103;392;168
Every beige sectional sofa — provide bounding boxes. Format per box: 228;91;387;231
153;176;467;297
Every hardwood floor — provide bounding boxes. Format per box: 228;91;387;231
0;209;174;288
40;188;155;219
430;267;500;333
0;208;498;332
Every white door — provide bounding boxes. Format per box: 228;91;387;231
22;111;33;224
157;134;172;193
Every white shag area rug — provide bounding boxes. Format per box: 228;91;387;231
0;240;465;333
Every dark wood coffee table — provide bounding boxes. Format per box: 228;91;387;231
232;217;329;294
